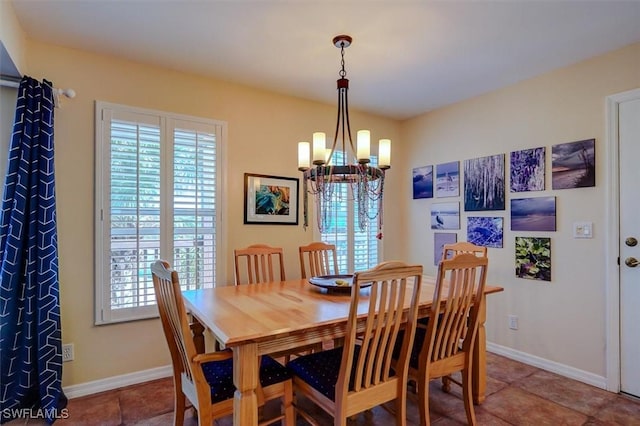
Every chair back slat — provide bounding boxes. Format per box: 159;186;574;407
337;261;422;399
298;242;339;278
234;244;286;284
151;260;198;382
425;253;488;363
442;241;488;260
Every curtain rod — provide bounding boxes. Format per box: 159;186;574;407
0;75;76;99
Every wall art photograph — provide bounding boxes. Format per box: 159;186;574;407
552;138;595;189
510;147;545;192
244;173;299;225
431;202;460;230
467;216;503;248
435;161;459;197
464;154;505;211
434;233;457;265
511;196;556;232
515;236;551;282
413;165;433;199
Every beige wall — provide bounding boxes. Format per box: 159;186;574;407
400;42;640;377
19;41;401;385
0;1;26;74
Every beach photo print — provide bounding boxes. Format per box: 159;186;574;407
431;202;460;230
552;139;595;190
435;161;459;197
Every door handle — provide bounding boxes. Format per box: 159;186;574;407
625;257;640;268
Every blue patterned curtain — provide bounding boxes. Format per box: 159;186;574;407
0;77;66;423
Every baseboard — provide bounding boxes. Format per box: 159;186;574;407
487;342;609;390
62;365;172;399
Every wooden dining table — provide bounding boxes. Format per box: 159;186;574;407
182;277;503;426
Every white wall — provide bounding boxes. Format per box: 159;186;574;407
400;42;640;381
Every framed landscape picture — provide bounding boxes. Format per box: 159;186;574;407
511;197;556;231
435;161;459;197
552;138;595;189
431;202;460;230
244;173;299;225
413;165;433;199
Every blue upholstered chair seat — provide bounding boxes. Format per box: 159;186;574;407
201;355;291;403
409;326;426;369
288;345;380;401
391;326;426;371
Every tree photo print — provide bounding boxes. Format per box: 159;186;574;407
510;147;545;192
464;154;505;211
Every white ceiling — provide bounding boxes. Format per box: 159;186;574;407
9;0;640;120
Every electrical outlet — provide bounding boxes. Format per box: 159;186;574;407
508;315;519;330
62;343;74;362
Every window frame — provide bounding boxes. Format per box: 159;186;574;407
94;101;227;325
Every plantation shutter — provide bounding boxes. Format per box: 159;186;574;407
95;103;225;324
353;199;379;271
320;153;380;273
171;120;217;291
353;155;381;271
320;182;350;273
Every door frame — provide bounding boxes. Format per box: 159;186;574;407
605;87;640;393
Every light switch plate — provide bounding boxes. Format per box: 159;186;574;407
573;221;593;238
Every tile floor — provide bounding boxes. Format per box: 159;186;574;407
10;353;640;425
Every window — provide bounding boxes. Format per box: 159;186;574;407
320;154;381;272
95;102;226;324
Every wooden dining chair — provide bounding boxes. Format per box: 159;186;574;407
151;260;294;426
298;241;339;278
234;244;286;285
287;261;423;426
298;242;340;278
438;241;487;392
410;253;488;426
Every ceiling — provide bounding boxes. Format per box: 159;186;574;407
9;1;640;120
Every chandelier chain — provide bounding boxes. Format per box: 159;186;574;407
339;42;347;78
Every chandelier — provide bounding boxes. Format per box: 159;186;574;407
297;35;391;238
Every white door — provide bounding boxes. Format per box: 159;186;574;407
620;94;640;398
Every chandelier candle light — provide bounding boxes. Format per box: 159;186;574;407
298;35;391;238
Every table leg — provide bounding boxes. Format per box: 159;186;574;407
233;343;259;426
472;294;487;404
189;316;205;354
